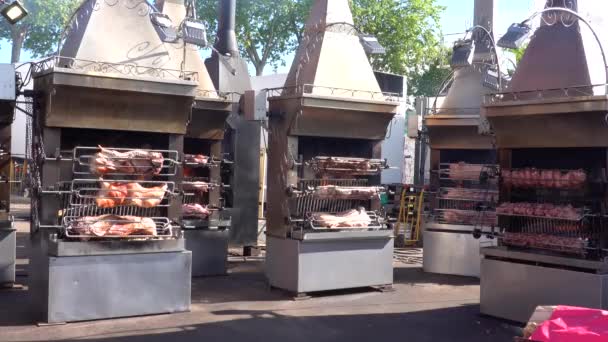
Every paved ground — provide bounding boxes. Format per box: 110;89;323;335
0;203;521;342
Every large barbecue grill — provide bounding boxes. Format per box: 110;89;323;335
265;0;399;296
480;0;608;323
28;0;195;324
422;0;500;278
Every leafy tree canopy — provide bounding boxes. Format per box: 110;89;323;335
197;0;444;79
0;0;80;63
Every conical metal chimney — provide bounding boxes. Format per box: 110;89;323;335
283;0;382;98
426;0;496;149
482;0;608;149
508;0;605;93
437;0;496;116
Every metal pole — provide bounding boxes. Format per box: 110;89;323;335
468;25;502;90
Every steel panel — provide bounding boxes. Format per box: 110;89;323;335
184;229;229;277
481;246;608;272
480;257;608;323
266;236;393;294
423;230;496;278
0;227;16;285
49;238;186;257
46;251;192;323
226;114;261;246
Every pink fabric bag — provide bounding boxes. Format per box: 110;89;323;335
530;306;608;341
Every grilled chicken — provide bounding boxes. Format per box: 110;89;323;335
96;182;129;208
91;146;164;176
70;215;157;237
96;182;168;208
126;183;168;208
312;208;372;229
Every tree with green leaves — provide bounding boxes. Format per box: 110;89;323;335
350;0;445;80
197;0;312;76
0;0;80;63
409;45;452;97
197;0;444;78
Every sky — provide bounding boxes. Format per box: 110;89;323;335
0;0;593;75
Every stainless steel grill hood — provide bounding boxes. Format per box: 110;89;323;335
483;0;608;148
508;0;603;93
426;0;496;149
268;0;398;140
34;0;198;134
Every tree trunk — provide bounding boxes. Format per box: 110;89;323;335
11;28;26;64
255;62;265;76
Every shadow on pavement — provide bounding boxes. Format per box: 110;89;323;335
21;305;520;342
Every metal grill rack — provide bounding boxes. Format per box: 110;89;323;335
287;163;389;236
183;154;232;168
72;146;180;176
69;179;175;207
45;146;182;240
181;155;233;229
429;163;499;228
63;216;173;239
306;156;389;176
494;165;608;258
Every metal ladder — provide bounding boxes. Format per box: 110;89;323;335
395;187;424;246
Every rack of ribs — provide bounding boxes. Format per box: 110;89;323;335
311;208;373;229
68;215;158;237
91;146;164;176
96;182;168;208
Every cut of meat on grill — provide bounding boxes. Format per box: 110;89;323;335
441;209;497;226
96;182;168;208
125;183;168;208
447;162;485;181
182;203;211;218
96;182;128;208
313;157;383;175
502;232;585;254
311;208;372;229
183;182;211;192
312;186;382;200
496;202;583;220
91;146;164;176
501;168;587;190
69;215;157;237
442;188;495;201
185;154;209;165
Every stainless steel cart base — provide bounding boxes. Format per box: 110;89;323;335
184;228;229;277
480;247;608;322
33;238;192;324
423;225;497;278
265;233;393;295
0;224;16;286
